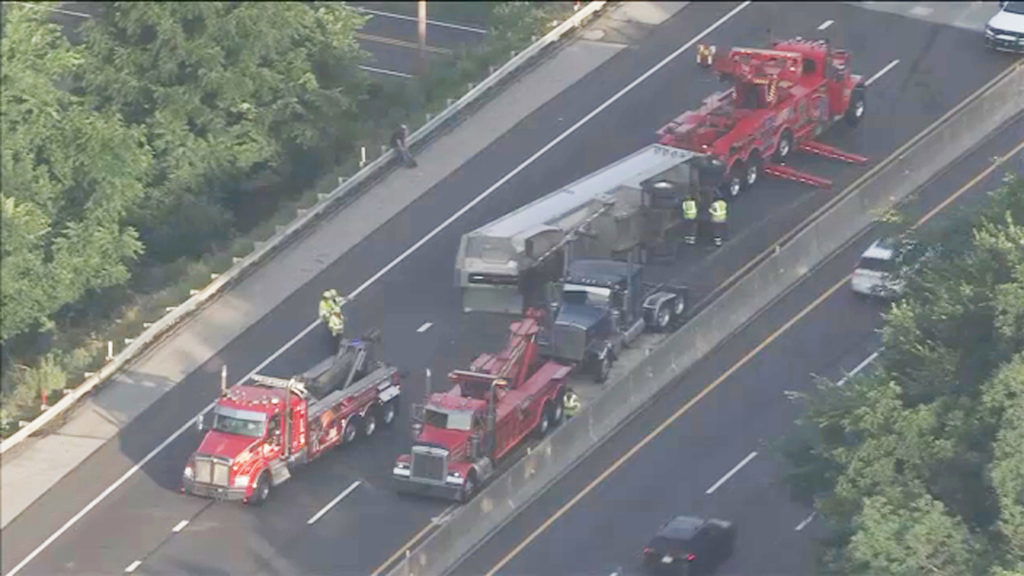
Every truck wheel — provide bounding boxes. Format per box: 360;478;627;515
772;130;794;162
535;402;552;437
250;471;271;506
343;417;359;444
594;354;612;383
459;472;478;503
362;411;377;437
552;391;565;425
672;295;686;318
724;163;744;197
655;304;672;331
380;400;398;426
745;153;762;189
845;88;865;127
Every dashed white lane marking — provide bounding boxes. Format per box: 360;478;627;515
836;350;881;387
866;59;900;86
124;560;142;573
417;322;433;333
818;19;834;30
307;481;362;525
171;519;190;533
353;6;489;34
795;511;817;531
706;451;758;495
359;65;414;79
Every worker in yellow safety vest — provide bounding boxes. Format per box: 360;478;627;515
696;44;716;67
681;194;699;245
319;289;347;337
563;388;581;419
709;195;728;247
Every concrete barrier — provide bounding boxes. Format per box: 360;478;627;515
0;1;609;454
387;60;1024;576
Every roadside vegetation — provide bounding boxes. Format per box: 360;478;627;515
0;1;572;436
782;175;1024;576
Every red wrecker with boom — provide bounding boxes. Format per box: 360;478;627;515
392;310;572;502
183;332;401;504
658;37;869;195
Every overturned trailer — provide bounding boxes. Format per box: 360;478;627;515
456;144;719;315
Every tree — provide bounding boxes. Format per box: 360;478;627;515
1;4;151;342
77;2;369;260
784;175;1024;576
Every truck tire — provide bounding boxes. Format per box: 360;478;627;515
594;354;612;383
845;87;865;127
535;402;552;438
724;163;744;197
744;151;762;189
552;391;565;425
380;400;398;426
671;295;687;326
362;410;377;438
772;129;794;162
250;471;271;506
655;304;672;331
459;472;478;503
343;417;359;444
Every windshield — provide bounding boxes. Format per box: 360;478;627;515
212;409;266;437
424;408;475;431
857;256;897;274
563;283;612;307
1003;2;1024;15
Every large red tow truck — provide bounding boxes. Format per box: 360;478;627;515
658;37;869;195
183;332;401;504
392;310;572;502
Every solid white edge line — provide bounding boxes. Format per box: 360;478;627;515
171;519;189;533
124;560;142;573
359;65;415;79
307;481;362;525
417;322;433;333
354;6;489;34
866;59;900;86
818;19;834;30
705;451;758;495
836;349;880;387
5;3;754;574
795;511;817;531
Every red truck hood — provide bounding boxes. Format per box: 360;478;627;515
196;430;260;461
416;426;470;452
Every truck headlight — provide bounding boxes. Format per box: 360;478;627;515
183;466;194;480
446;472;465;485
393;462;410;477
233;475;250;488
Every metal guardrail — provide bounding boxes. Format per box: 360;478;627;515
0;1;609;455
387;60;1024;576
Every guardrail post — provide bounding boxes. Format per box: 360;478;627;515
359;146;367;168
106;340;114;360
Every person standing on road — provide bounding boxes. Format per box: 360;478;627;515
681;193;699;245
390;123;418;168
319;289;347;338
563;388;581;419
709;194;728;247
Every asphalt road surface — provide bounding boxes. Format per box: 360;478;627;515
1;2;1017;576
449;114;1024;576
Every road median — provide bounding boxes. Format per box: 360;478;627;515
387;60;1024;576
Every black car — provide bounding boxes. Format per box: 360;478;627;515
642;516;735;575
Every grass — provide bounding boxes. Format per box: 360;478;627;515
0;1;577;438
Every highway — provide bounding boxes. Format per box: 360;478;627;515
449;114;1024;576
1;2;1017;576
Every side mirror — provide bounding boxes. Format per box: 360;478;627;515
195;415;205;432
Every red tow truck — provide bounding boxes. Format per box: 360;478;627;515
392;310;572;502
183;332;401;504
658;37;869;195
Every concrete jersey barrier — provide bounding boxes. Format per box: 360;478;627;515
0;1;609;455
387;61;1024;576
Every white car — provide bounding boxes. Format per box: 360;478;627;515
851;239;905;299
986;1;1024;53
